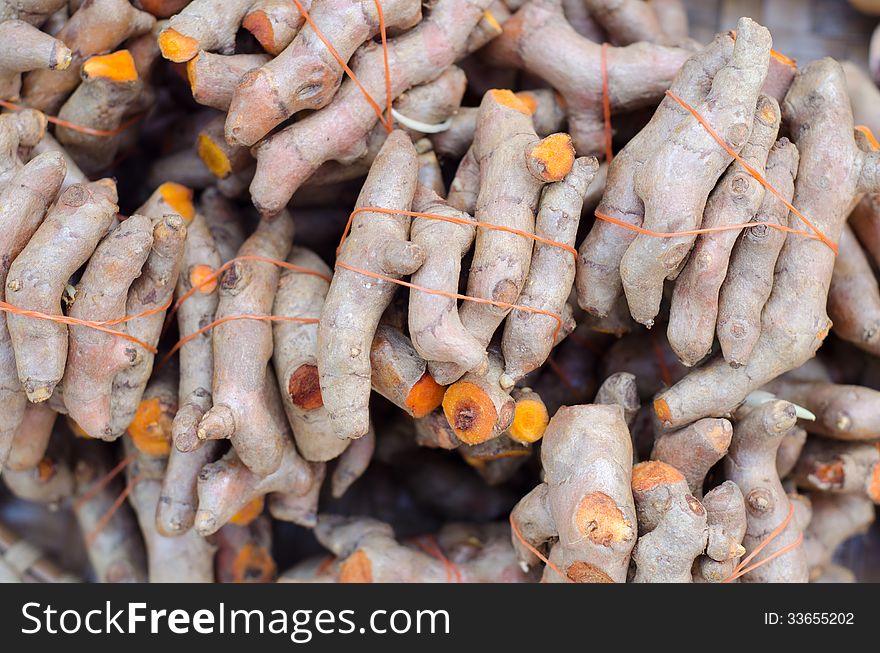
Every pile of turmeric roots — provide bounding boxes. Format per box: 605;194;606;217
1;0;879;584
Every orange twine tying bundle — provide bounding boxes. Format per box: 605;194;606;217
413;535;462;583
0;99;143;138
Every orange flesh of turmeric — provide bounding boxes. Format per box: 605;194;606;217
83;50;139;82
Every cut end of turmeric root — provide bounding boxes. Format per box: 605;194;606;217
339;549;373;583
83;50;139;82
575;491;634;545
514;91;539;115
197;133;233;178
190;264;218;294
404;372;446;418
288;364;324;410
442;381;498;445
566;561;615;583
653;397;672;425
508;398;549;444
528;133;576;182
229;496;265;526
242;12;277;55
231;543;277;583
489;88;533;115
159;28;200;63
128;396;174;457
868;463;880;504
158;182;195;221
631;460;686;492
856;125;880;151
770;48;797;68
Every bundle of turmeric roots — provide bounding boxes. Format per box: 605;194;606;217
1;0;879;584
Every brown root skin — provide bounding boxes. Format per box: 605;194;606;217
199;213;294;475
716;138;799;366
317;130;421;440
576;31;734;317
793;439;880;503
414;410;461;449
214;517;277;583
843;61;880;138
6;180;118;404
0;19;71;100
763;376;880;441
601;328;687;401
725;400;808;582
2;437;73;508
651;418;732;497
511;404;635;583
314;516;535;583
273;247;349;462
446;146;479;216
21;0;155;114
331;425;375;498
243;0;309;55
225;0;421;147
762;50;797;103
803;491;875;579
72;440;147;582
407;186;483;373
828;224;880;356
6;403;56;472
371;323;445;419
194;439;322;536
502;156;598;384
56;50;143;174
158;0;253;62
249;0;494;214
157;441;221;536
0;0;67;25
667;95;781;367
441;347;514;445
654;58;880;429
776;425;807;479
0;109;48;186
694;481;746;583
268;461;325;528
186;51;270;111
584;0;680;46
485;0;691;158
460;433;531;486
0;152;66;472
199;188;247;263
27;133;87;190
850;194;880;274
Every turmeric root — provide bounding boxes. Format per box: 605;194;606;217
501;156;597;385
630;461;708;583
331;425;375;498
249;0;494;214
654;58;880;428
694;480;746;583
243;0;309;56
584;0;688;46
651;418;732;497
197;213;294;476
72;441;147;582
510;404;636;582
312;516;534;583
195;437;323;536
0;151;66;471
0;0;66;25
667;95;781;366
2;436;72;507
226;0;421;147
317;130;422;440
214;516;277;583
460;432;532;486
792;439;880;503
802;491;875;580
0;108;48;186
6;179;118;403
441;346;514;445
776;426;807;479
186;51;270;111
0;19;71;100
371;323;445;419
716;138;799;366
485;0;691;157
21;0;154;113
273;246;350;462
725;400;808;582
6;402;56;472
827;223;880;356
158;0;253;63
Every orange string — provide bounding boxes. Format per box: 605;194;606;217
316;556;336;575
414;536;462;583
663;90;837;255
289;0;392;132
0;99;143;138
509;512;572;582
722;503;800;583
73;453;135;513
0;297;171;354
85;473;142;547
600;43;613;164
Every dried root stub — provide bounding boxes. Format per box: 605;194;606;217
0;18;71;100
630;461;708;583
725;400;808;582
317;130;422;441
0;151;66;471
198;212;294;476
226;0;422;146
310;516;534;583
249;0;494;214
694;481;746;583
485;0;691;157
511;404;636;583
501;156;598;386
792;439;880;503
6;180;118;404
158;0;253;63
654;58;880;429
21;0;155;114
